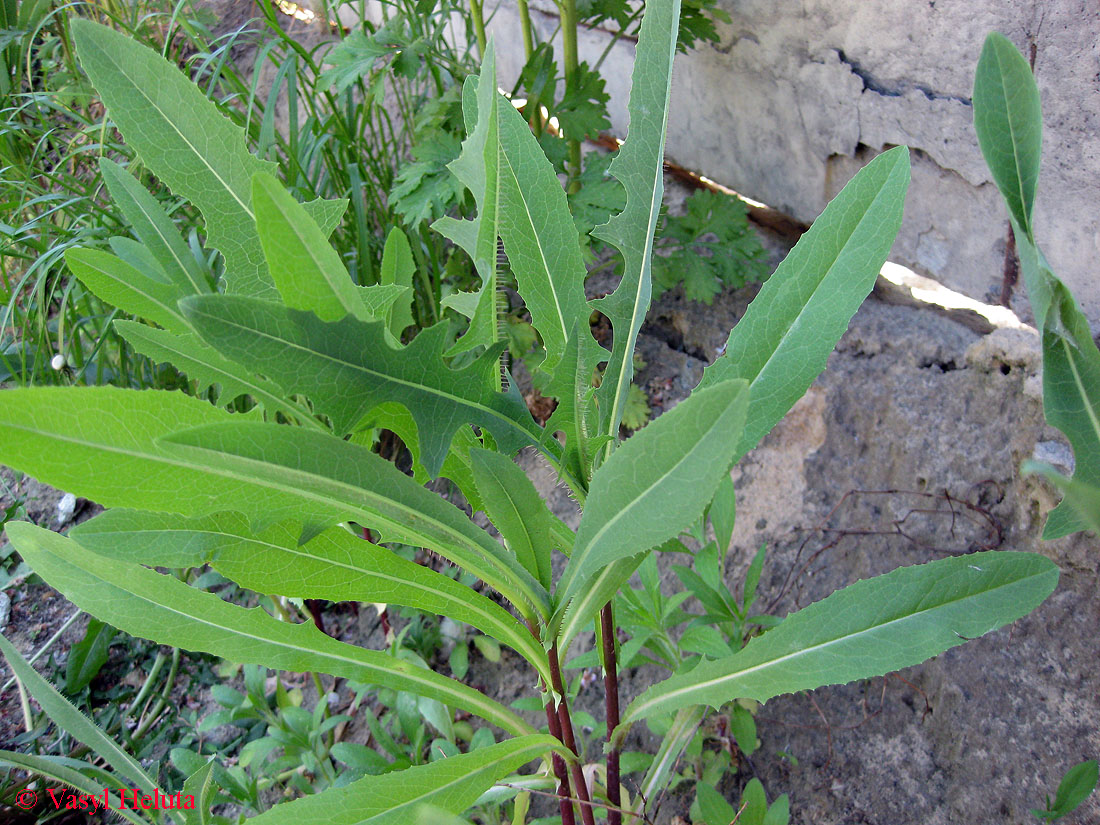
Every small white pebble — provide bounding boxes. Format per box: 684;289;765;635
56;493;77;526
50;353;65;371
326;691;340;707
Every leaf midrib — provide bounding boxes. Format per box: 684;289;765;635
85;35;254;219
1;419;507;581
626;563;1047;721
67;551;531;735
563;395;734;597
259;181;359;318
746;154;903;391
356;740;549;823
1059;335;1100;450
79;254;188;331
119;183;206;294
499;144;569;347
991;43;1034;237
190;305;539;443
86;522;544;675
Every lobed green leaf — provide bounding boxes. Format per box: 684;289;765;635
590;0;682;440
433;48;503;359
71;19;277;297
70;19;344;299
495;69;596;392
114;321;321;425
180;296;542;475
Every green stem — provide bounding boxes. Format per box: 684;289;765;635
469;0;487;60
411;225;441;326
593;6;645;72
517;0;535;61
131;647;181;742
559;0;583;188
122;650;166;723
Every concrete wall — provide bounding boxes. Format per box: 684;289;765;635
485;0;1100;327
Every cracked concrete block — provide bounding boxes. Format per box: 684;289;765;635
488;0;1100;326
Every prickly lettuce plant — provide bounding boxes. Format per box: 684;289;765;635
0;5;1059;823
973;32;1100;539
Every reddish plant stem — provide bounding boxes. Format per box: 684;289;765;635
601;602;622;825
544;700;577;825
1000;225;1019;308
526;620;576;825
548;644;597;825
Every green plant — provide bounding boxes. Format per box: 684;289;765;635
972;35;1097;825
0;631;194;824
693;778;787;825
1030;760;1098;822
0;6;1061;825
0;0;234;389
973;32;1100;538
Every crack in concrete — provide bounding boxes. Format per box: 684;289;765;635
836;49;972;107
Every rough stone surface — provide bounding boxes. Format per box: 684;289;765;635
574;285;1100;824
490;0;1100;328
